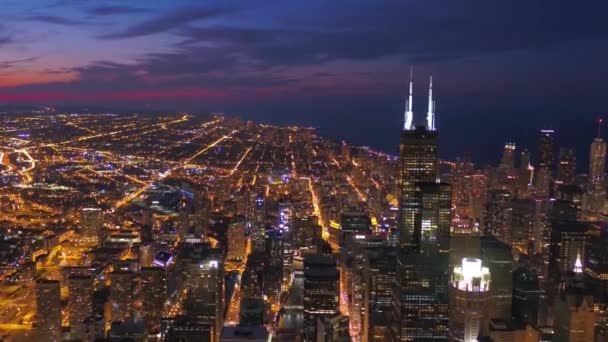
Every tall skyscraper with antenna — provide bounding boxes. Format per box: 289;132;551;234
395;73;450;341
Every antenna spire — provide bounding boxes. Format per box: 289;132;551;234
426;75;435;131
404;66;414;130
598;118;603;138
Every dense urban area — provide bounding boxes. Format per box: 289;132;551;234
0;77;607;342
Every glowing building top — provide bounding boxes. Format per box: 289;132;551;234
452;258;491;292
404;67;414;130
574;252;583;274
427;75;436;131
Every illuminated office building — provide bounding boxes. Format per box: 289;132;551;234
557;147;576;186
398;126;438;248
450;216;481;268
549;221;588;277
500;143;516;174
449;258;491;342
179;187;210;240
303;254;339;340
586;122;607;215
535;129;555;197
183;246;224;342
109;270;135;322
227;216;246;261
251;194;267;253
140;267;167;333
36;279;62;339
538;129;555;172
81;207;103;240
68;274;94;339
396;76;449;341
553;256;596;342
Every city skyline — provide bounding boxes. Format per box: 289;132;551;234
2;2;608;341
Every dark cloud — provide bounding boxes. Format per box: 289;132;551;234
27;15;85;26
0;24;13;45
0;57;39;69
87;5;149;16
0;36;12;45
98;7;233;39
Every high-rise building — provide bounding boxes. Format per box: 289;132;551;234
483;190;513;241
512;266;541;327
316;315;351;342
227;216;246;261
251;194;266;253
182;245;224;342
557;147;576;186
395;76;449;341
68;274;94;339
367;247;397;313
303;254;339;340
179;186;210;240
480;236;513;322
538;129;555;172
499;143;516;174
141;207;154;244
586;122;607;215
419;182;451;255
398;126;438;248
549;221;589;277
140;267;167;333
109;270;135;322
241;252;265;300
584;228;608;336
536;129;556;197
397;74;439;248
36;279;62;339
553;259;596;341
448;258;491;342
450;216;481;268
81;207;103;240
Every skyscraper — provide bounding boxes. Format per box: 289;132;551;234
303;254;339;340
36;279;62;339
499;143;516;174
538;129;555;172
536;129;555;196
227;216;246;261
557;147;576;186
396;76;449;341
553;258;596;341
109;270;135;322
512;266;541;327
81;207;103;240
68;274;94;339
448;258;491;342
182;245;224;342
140;267;167;333
251;194;266;253
398;127;438;248
587;120;607;215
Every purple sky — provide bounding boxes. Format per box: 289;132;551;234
1;0;608;161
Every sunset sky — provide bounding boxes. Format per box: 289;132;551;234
2;0;608;160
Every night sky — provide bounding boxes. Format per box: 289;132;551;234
2;1;608;166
